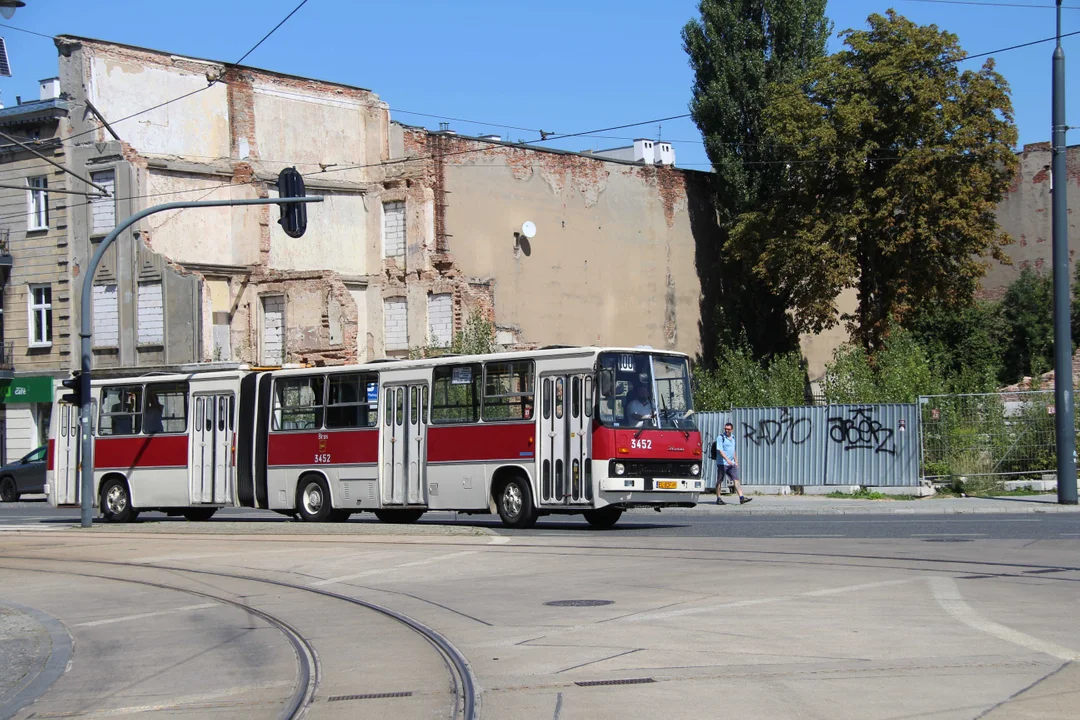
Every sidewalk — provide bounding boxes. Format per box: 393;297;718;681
659;493;1080;516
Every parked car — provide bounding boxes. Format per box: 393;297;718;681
0;445;47;502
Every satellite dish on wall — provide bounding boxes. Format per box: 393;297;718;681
520;221;536;239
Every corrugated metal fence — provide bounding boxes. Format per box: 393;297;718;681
697;404;920;487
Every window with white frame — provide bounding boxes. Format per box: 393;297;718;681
137;281;164;345
382;201;406;258
93;284;119;347
262;295;285;365
27;176;48;230
28;284;52;346
383;297;408;351
90;170;116;234
428;293;453;347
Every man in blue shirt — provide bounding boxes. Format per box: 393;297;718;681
715;422;751;505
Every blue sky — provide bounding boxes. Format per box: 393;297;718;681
0;0;1076;169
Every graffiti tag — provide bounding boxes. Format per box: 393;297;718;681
827;408;896;455
742;409;812;447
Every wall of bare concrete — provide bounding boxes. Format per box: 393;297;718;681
436;136;703;356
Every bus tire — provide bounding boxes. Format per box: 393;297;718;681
182;508;217;522
496;476;537;529
373;509;424;524
0;476;18;503
100;478;138;523
296;475;334;522
583;506;623;529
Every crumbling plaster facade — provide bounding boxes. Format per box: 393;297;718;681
985;142;1080;298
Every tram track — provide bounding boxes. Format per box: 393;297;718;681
0;564;319;720
0;555;480;720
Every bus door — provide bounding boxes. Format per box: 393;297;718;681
539;374;591;505
190;394;233;505
53;402;81;505
381;384;428;506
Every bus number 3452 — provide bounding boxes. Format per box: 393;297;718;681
631;438;652;450
314;454;332;463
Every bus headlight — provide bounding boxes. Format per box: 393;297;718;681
614;462;626;476
691;463;701;476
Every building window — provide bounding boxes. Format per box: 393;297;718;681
27;176;48;230
90;169;116;234
136;281;164;345
261;295;285;365
428;293;453;348
28;284;52;347
383;297;408;351
382;201;406;258
93;284;119;347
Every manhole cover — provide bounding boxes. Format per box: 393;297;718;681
922;538;973;543
544;599;614;607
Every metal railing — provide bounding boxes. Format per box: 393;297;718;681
919;391;1066;481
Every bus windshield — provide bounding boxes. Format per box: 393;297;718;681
597;352;695;431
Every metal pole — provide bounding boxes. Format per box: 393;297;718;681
1052;0;1078;505
78;195;322;527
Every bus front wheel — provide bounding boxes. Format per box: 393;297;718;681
583;506;623;529
497;477;538;529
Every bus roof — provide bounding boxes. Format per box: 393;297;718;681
84;346;690;384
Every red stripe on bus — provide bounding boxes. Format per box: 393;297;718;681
427;423;535;462
592;424;702;460
94;435;189;469
268;428;379;466
47;438;55;471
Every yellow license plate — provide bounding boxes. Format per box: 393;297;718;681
657;481;678;489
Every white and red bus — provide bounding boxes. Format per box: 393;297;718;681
47;347;703;528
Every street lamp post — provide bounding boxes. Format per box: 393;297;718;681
1052;0;1077;505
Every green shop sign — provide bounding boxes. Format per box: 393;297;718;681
0;376;55;404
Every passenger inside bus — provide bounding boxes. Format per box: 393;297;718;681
144;393;164;434
110;392;137;435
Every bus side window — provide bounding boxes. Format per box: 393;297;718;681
99;386;143;436
555;378;564;419
584;377;593;417
543;378;552;420
430;364;480;424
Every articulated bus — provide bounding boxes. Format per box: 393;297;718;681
47;347;703;528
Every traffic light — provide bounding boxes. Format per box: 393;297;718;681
276;167;308;238
60;371;84;407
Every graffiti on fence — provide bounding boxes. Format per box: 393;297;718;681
827;407;896;455
742;408;812;447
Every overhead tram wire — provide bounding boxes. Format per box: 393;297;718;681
902;0;1080;9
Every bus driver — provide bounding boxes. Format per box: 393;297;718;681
626;381;655;427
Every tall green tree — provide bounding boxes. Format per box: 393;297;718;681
730;10;1018;354
683;0;830;360
1000;268;1054;383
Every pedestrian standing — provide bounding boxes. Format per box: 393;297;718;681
715;422;751;505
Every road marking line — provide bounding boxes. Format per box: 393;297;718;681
912;533;986;537
628;578;916;622
774;534;847;538
929;577;1080;661
487;535;511;545
74;602;219;627
0;524;66;532
310;550;479;586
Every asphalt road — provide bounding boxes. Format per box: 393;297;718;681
4;499;1080;539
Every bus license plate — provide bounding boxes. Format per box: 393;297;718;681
657;481;677;489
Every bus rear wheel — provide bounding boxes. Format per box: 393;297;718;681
100;478;138;523
373;509;424;524
182;508;217;522
497;476;538;529
296;476;334;522
583;506;623;529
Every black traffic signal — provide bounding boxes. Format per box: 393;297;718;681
276;167;308;238
60;371;85;407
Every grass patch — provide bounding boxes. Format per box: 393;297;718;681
825;489;917;500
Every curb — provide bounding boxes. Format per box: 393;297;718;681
0;601;73;719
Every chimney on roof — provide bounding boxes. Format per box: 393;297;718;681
39;77;60;101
